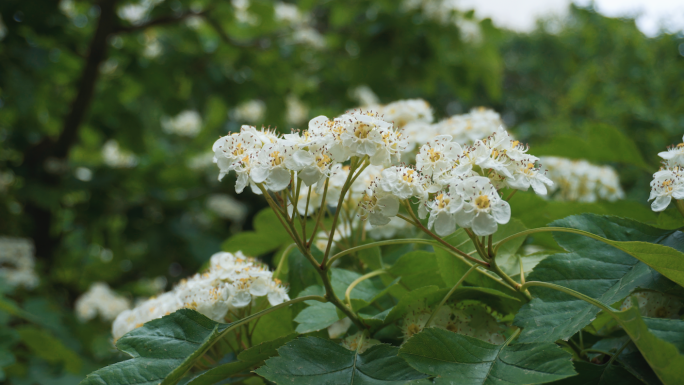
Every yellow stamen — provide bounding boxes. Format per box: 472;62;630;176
475;195;490;209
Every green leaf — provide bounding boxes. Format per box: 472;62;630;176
17;326;82;374
612;303;684;385
250;306;295;346
514;214;683;343
399;328;576;385
387;250;445;292
256;337;427;384
187;361;255;385
237;333;297;363
188;334;297;385
294;301;341;333
643;317;684;354
80;308;279;385
552;361;643;385
288;247;323;299
331;268;383;310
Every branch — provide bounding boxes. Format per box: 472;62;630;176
52;0;119;159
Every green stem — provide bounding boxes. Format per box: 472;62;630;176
396;212;488;267
326;238;480;269
318;267;366;330
345;270;386;308
274;243;296;280
307;178;329;248
517;255;526;285
520;281;615;314
322;157;362;267
302;185;312;243
426;264;478;327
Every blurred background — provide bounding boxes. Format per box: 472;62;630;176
0;0;683;382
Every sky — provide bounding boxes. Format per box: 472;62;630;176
458;0;684;36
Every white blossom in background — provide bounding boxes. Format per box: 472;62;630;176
285;95;309;126
402;0;482;42
232;0;259;25
540;156;625;203
75;282;131;322
292;28;326;49
143;36;162;58
206;194;248;223
161;110;202;137
102;140;138;168
112;251;289;340
0;170;15;193
232;99;266;124
0;237;39;289
349;85;380;107
274;2;305;25
187;152;215;170
117;0;164;25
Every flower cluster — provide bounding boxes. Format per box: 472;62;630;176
403;107;506;154
231;100;266;124
102;140;138;168
212;109;407;195
0;236;39;289
361;127;551;236
161;110;203;137
540;157;624;202
75;282;131;322
649;135;684;212
402;303;505;345
112;251;288;340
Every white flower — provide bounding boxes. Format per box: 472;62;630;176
232;100;266;124
540;157;624;202
251;142;293;192
378;166;426;200
212;126;261;181
649;167;684;212
75;282;131;322
452;176;510;236
339;110;394;163
267;279;290;306
161;110;202;137
658;135;684;168
102;140;137;168
415;135;461;177
206;194;248;222
379;99;433;128
426;192;463;237
505;156;554;195
286;95;309;125
0;236;39;289
359;185;400;226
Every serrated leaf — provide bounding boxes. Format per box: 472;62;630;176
80;308;290;385
237;333;297;363
399;328;576;385
187;334;297;385
613;304;684;385
256;337;427;384
514;214;684;343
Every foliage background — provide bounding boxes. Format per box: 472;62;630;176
0;0;683;382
